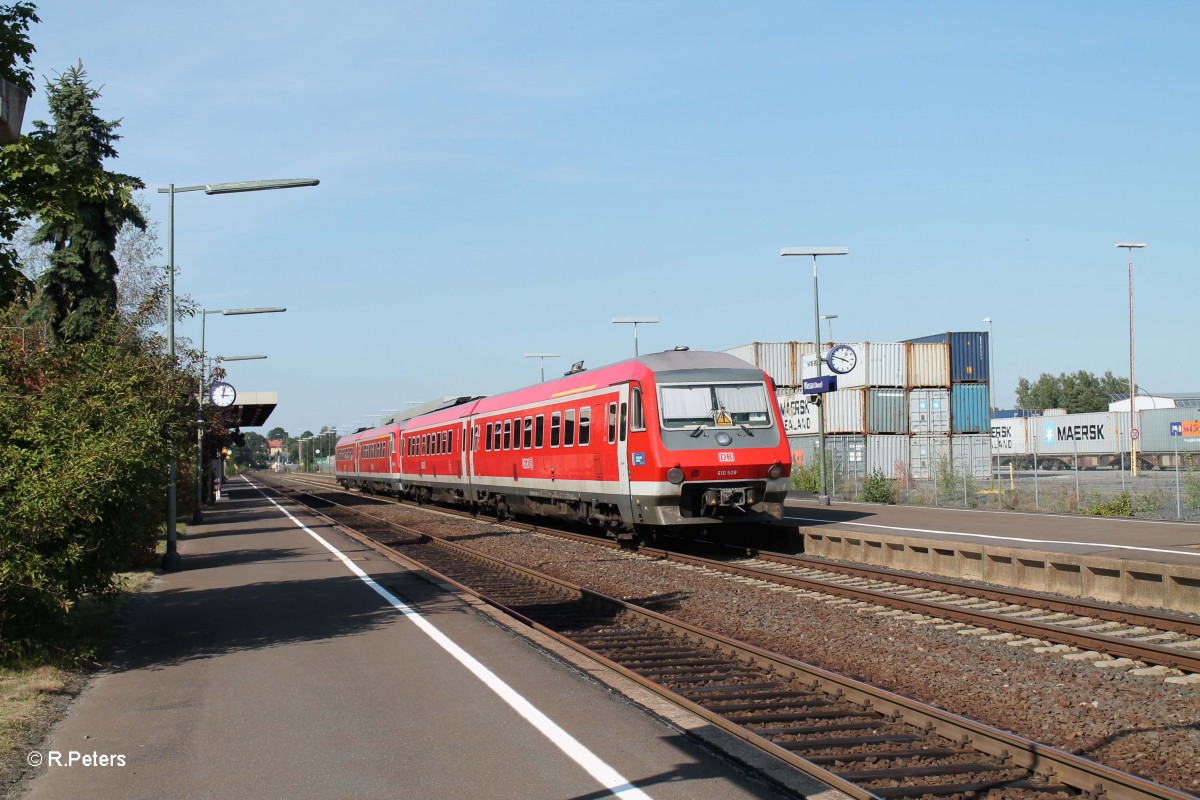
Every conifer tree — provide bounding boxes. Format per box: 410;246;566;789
25;62;145;341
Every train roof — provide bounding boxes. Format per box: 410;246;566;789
401;349;766;429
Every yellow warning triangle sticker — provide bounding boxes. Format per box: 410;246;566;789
715;411;732;426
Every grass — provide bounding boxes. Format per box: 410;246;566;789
0;569;156;797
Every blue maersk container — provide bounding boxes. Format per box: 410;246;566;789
951;383;991;433
904;331;990;383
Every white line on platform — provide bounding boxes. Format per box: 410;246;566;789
244;477;653;800
786;514;1200;559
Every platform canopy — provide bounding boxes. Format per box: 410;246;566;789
219;390;278;428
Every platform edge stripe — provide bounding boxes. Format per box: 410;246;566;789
241;477;655;800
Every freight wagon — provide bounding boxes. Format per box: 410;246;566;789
990;409;1200;471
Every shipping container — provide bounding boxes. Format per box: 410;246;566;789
800;342;867;388
950;434;992;479
787;434;818;468
787;435;866;490
865;342;907;387
824;387;867;434
776;389;820;435
909;435;952;480
905;331;989;383
867;388;907;433
1135;408;1200;454
906;342;950;388
990;417;1027;454
1031;412;1122;456
826;435;867;492
951;383;990;433
909;388;950;435
866;434;909;479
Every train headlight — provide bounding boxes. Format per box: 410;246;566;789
666;467;685;485
766;462;784;480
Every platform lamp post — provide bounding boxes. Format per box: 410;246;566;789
193;308;284;524
821;314;838;344
982;317;996;488
612;317;658;357
781;246;849;506
525;352;559;382
158;177;318;572
1116;242;1146;477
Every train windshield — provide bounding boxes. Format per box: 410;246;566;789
659;382;772;429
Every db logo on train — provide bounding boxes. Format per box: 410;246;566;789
718;452;736;462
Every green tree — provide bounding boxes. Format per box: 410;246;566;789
1015;370;1130;413
24;62;145;342
0;0;40;304
0;1;37;96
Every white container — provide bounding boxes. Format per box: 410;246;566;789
865;342;907;387
951;434;992;478
776;389;820;435
724;342;817;388
990;418;1027;454
866;434;909;479
1031;412;1122;456
909;389;950;435
824;388;867;434
909;435;951;480
907;342;950;388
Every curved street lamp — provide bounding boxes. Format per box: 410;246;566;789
781;247;849;506
158;177;318;571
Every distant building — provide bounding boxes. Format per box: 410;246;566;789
1109;393;1200;412
267;438;284;459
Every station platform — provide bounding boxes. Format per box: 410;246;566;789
783;495;1200;614
21;479;839;800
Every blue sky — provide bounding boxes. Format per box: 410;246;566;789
22;1;1198;438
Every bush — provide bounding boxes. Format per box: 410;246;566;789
861;469;895;504
1085;491;1133;517
0;314;193;661
791;460;820;493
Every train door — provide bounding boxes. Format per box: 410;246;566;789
615;384;636;526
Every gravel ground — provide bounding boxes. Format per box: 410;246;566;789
365;502;1200;797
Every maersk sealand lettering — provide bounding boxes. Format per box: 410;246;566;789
1056;424;1105;441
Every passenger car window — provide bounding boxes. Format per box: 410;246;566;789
579;406;591;446
551;412;561;447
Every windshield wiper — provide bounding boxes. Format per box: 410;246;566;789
690;424;707;438
739;424;754;437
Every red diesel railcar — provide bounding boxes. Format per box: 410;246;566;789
336;349;791;538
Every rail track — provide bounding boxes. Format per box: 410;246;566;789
271;471;1200;678
254;472;1196;800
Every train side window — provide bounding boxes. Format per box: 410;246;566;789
564;409;576;447
512;418;522;450
493;421;502;451
445;431;452;453
503;420;512;450
535;415;545;448
523;416;533;449
620;402;628;442
579;406;591;446
551;412;561;447
631;388;645;431
485;423;493;451
608;402;617;443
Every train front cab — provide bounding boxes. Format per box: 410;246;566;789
627;363;791;531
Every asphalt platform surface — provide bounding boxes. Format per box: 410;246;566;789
21;480;836;800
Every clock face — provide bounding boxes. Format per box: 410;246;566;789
210;381;237;407
826;344;857;375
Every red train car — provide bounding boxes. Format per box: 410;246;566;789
336;349;791;538
335;423;402;494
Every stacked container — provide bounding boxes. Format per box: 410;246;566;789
724;334;991;482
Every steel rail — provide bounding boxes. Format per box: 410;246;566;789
258;475;1196;800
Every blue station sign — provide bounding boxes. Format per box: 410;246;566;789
802;375;838;394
